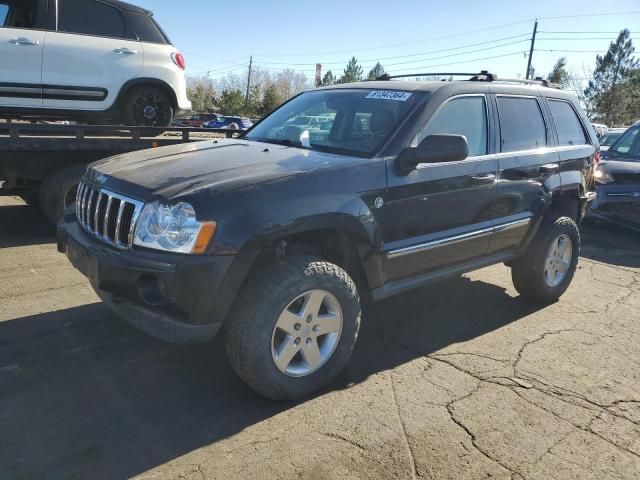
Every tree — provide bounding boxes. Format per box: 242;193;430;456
216;89;245;115
186;76;215;113
320;70;337;86
585;29;639;125
547;57;569;87
367;62;386;80
260;84;283;116
339;57;363;83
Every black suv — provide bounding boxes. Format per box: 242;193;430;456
58;73;597;400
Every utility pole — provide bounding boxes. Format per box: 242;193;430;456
245;56;253;103
526;20;538;79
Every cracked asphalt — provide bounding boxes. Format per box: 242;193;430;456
1;195;639;480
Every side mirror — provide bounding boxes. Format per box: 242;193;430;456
397;134;469;171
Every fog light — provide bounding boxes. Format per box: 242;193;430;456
137;274;168;306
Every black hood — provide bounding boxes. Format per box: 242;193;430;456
599;159;640;174
87;139;364;200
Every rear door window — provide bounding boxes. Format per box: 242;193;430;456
548;99;588;146
58;0;127;39
417;96;488;157
497;96;547;152
0;4;8;25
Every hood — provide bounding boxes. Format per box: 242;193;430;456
599;159;640;175
88;139;362;199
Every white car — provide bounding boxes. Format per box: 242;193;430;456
0;0;191;126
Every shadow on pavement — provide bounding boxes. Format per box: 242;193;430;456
580;219;640;268
0;202;55;248
0;276;543;480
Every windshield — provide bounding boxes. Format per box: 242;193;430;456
245;89;425;156
608;126;639;158
600;132;622;146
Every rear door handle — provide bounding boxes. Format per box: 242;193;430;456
9;37;39;46
470;174;496;185
539;163;559;174
114;48;138;54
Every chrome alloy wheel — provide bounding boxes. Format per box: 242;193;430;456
271;289;343;377
544;234;573;288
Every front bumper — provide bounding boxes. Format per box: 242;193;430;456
589;183;640;230
57;215;257;343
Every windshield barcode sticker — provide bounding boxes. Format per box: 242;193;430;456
366;91;412;101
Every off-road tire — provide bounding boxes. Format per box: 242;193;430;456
39;164;86;224
225;254;361;401
511;216;580;303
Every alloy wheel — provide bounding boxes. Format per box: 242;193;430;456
271;289;343;377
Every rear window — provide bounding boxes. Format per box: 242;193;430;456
610;127;639;156
497;96;547;152
58;0;126;39
129;12;169;44
548;99;588;146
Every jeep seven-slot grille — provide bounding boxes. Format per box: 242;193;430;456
75;182;143;250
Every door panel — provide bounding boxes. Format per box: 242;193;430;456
0;27;46;107
489;94;558;253
42;0;142;110
381;156;498;281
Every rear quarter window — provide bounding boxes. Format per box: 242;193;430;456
547;99;588;146
128;12;169;44
497;96;547;152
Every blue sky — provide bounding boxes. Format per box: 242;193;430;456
134;0;639;83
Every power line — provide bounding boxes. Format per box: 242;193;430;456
384;50;527;74
254;33;531;66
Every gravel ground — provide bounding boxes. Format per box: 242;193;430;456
1;195;639;480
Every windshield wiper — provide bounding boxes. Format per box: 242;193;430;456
251;137;300;147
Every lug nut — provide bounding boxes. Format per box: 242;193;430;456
294;323;301;331
306;315;312;323
294;337;301;345
306;338;312;345
313;325;320;332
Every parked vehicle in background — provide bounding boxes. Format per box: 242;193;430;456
203;116;253;130
0;0;191;127
592;123;609;138
591;121;640;231
599;128;627;151
173;113;217;128
58;73;597;400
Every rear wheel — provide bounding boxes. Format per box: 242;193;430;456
225;254;361;400
511;217;580;303
39;164;86;224
122;85;174;129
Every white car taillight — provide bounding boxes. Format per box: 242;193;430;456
171;52;186;70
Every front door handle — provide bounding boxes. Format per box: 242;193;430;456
539;163;559;174
114;48;138;54
470;174;496;185
9;37;40;46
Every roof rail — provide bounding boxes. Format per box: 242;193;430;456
376;71;496;81
376;71;562;89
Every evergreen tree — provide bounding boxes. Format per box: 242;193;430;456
585;29;639;125
320;70;337;86
339;57;363;83
260;84;283;116
547;57;569;87
367;62;386;80
216;89;245;115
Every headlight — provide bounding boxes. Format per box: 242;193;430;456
134;201;216;254
594;167;615;185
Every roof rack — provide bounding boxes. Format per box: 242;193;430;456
376;71;496;81
376;71;562;89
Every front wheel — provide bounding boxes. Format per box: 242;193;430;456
225;254;361;401
39;164;86;224
511;216;580;303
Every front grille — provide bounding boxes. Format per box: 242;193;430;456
75;181;144;250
